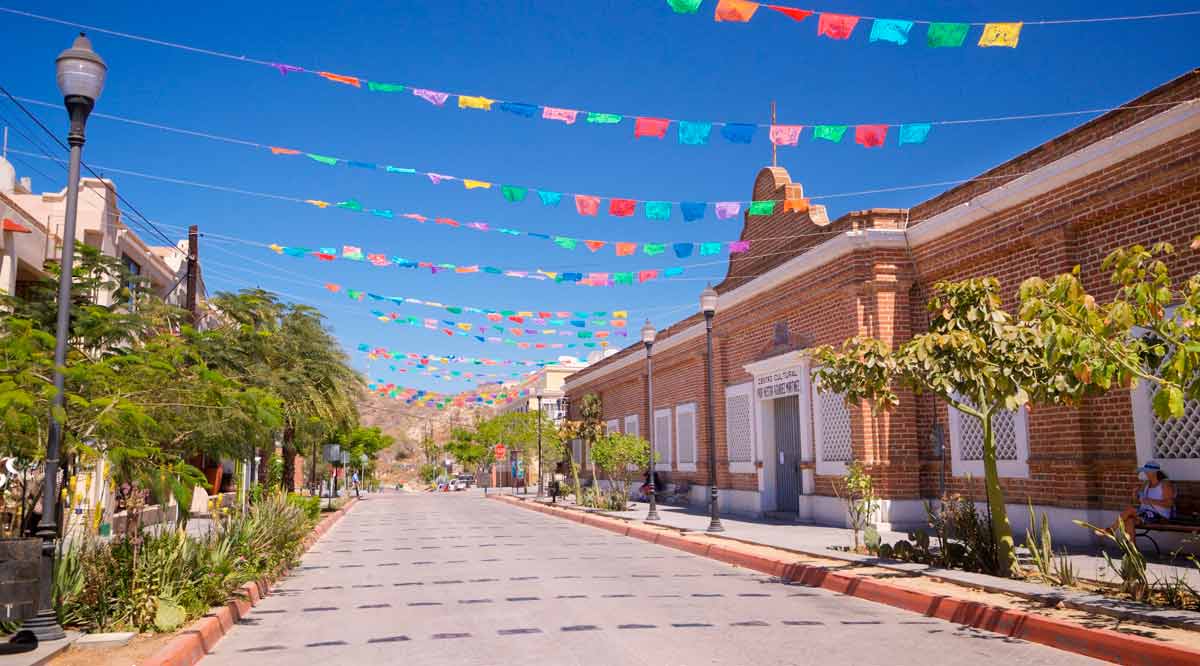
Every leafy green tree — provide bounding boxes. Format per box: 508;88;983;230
589;432;651;508
1019;239;1200;416
815;278;1140;573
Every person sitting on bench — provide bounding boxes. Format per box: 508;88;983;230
1114;461;1175;537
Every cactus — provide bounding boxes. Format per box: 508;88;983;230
893;540;913;561
864;524;881;553
877;543;894;560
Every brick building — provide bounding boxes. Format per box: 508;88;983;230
563;69;1200;545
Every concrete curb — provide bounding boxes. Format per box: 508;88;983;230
494;494;1200;666
139;498;359;666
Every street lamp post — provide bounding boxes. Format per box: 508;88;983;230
536;389;544;498
701;284;724;533
642;319;660;522
28;33;107;642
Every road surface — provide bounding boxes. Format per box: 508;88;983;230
201;490;1103;665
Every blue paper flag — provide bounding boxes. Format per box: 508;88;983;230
537;190;563;207
570;320;586;327
681;201;707;222
678;121;713;145
348;161;377;170
899;123;932;145
498;102;538;117
385;166;415;174
720;123;757;144
673;243;694;258
869;19;915;45
527;232;551;239
664;266;684;277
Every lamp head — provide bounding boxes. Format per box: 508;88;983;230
56;33;107;105
700;283;718;316
640;319;656;346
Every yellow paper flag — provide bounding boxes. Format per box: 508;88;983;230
268;244;284;254
305;199;331;208
456;322;472;331
613;310;629;319
463;179;493;190
458;95;495;110
978;22;1022;48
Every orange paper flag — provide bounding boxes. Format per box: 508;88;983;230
318;71;361;87
615;242;637;256
585;240;607;252
269;146;301;155
783;198;810;213
324;283;341;293
715;0;759;22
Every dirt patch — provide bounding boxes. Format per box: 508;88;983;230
47;632;178;666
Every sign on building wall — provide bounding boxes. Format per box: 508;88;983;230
756;367;802;399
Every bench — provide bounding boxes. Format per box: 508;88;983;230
1134;497;1200;557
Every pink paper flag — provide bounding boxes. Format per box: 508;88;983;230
714;202;742;219
817;13;860;40
855;124;888;148
413;89;449;106
769;124;803;146
402;213;428;222
427;173;454;184
729;240;751;254
542;107;579;124
575;195;601;216
638;269;660;283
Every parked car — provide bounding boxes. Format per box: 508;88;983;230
452;478;468;491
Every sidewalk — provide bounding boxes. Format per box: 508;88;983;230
598;500;1200;590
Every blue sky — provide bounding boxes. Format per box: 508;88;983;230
0;1;1195;395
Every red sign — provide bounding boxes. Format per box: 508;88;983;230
493;444;506;458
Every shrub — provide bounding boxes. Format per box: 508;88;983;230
288;493;321;522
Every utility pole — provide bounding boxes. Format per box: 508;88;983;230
771;101;777;167
185;224;199;325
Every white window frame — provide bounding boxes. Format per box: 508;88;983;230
675;403;698;472
947;402;1030;479
653;408;673;471
725;382;756;474
605;419;620;435
1130;311;1200;481
623;414;640;471
811;373;849;477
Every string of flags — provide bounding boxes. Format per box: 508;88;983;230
270;243;694;287
358;344;560;367
368;382;540;409
305;196;761;251
670;1;1025;48
286;149;818;218
368;308;620;348
336;287;631;328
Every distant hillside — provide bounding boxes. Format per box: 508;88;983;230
357;390;496;484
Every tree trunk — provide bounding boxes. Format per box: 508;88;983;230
281;425;297;493
980;407;1016;574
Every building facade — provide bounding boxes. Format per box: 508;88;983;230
563;69;1200;545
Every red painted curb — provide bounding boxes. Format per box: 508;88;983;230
490;494;1200;666
139;499;358;666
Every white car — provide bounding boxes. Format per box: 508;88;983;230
452;479;469;491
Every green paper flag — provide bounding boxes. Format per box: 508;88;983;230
336;199;363;211
643;243;666;256
927;22;969;48
812;125;848;143
667;0;703;14
614;272;634;285
307;153;339;166
554;237;578;250
699;242;722;256
748;201;776;216
367;81;405;92
501;185;528;202
446;306;462;314
586;112;623;124
645;201;672;220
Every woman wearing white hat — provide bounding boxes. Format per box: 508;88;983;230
1113;462;1175;538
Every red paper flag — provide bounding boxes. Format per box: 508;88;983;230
855;124;888;148
538;311;551;318
638;269;660;283
767;5;812;22
609;199;637;217
508;316;525;323
817;13;859;39
575;195;601;216
584;240;607;252
615;242;637;256
714;0;759;22
634;117;670;139
435;217;460;227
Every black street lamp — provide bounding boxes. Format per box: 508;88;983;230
642;319;660;521
536;388;544;498
28;33;107;642
701;284;724;533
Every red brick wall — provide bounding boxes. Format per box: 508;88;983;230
567;77;1200;515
